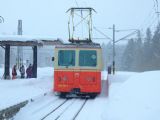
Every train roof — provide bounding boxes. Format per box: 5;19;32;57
55;42;101;49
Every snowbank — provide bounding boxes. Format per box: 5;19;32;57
108;71;137;83
103;71;160;120
101;71;108;80
0;67;54;110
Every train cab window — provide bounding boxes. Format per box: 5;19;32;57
58;50;75;66
79;50;97;67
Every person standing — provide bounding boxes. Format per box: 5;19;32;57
12;65;17;79
26;64;32;78
20;65;25;78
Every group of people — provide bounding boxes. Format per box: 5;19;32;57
12;64;33;79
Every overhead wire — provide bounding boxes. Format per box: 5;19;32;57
72;0;112;42
147;16;158;29
93;26;112;41
74;0;79;7
153;0;157;11
138;6;155;29
148;0;160;31
155;0;159;12
138;0;160;34
143;14;157;31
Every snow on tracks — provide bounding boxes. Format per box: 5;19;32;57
15;95;89;120
41;99;68;120
45;98;88;120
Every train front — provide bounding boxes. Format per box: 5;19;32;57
53;44;102;98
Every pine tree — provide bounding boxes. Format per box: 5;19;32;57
143;28;152;70
151;23;160;69
131;31;143;71
121;39;135;71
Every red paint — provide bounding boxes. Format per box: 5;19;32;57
54;70;101;94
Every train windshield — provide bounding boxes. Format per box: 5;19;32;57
58;50;75;66
79;50;97;67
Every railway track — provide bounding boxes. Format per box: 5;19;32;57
54;99;76;120
6;92;89;120
41;99;69;120
72;99;88;120
41;98;88;120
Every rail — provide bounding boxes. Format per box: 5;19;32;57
40;98;87;120
41;99;68;120
72;99;88;120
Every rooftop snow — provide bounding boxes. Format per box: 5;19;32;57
0;35;58;41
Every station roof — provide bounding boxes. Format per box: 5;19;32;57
0;35;63;46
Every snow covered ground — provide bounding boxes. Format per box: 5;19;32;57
0;67;53;110
0;67;160;120
103;71;160;120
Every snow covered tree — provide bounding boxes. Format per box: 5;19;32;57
151;23;160;70
121;39;135;71
121;24;160;71
132;31;143;71
143;28;152;70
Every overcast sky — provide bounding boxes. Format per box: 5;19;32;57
0;0;158;42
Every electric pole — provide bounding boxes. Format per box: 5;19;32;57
110;25;138;75
112;24;115;74
17;20;23;69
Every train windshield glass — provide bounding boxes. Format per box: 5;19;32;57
79;50;97;67
58;50;75;66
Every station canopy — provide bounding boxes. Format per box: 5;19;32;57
0;34;63;79
0;35;63;46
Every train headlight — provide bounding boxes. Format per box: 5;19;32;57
58;76;67;81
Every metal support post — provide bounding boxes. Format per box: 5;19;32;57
4;45;10;79
33;46;37;78
113;24;115;74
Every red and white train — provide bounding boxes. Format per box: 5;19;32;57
53;42;102;98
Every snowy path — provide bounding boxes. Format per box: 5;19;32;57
15;80;109;120
1;68;159;120
15;94;88;120
14;71;133;120
0;67;136;120
45;99;87;120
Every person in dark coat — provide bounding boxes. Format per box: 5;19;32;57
26;64;33;78
12;65;17;79
20;65;25;78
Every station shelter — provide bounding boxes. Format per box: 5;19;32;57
0;35;62;79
